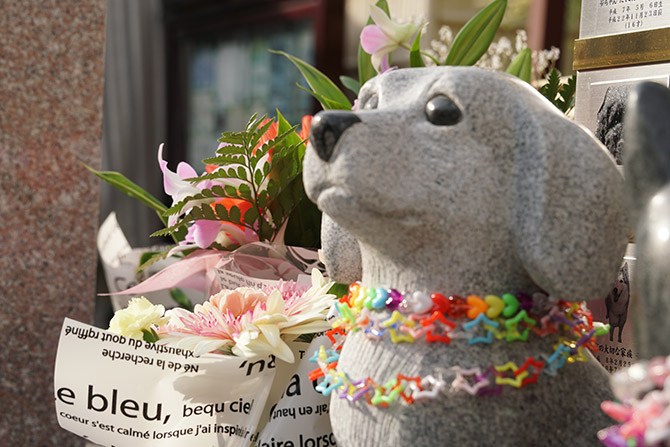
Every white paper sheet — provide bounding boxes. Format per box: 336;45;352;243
55;319;335;446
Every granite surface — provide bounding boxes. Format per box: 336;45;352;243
0;1;106;445
304;67;629;446
319;213;361;284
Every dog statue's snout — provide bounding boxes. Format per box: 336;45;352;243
309;111;361;161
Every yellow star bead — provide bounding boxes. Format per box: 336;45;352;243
381;310;415;329
494;362;529;388
485;323;508;340
559;338;589;363
388;327;415;343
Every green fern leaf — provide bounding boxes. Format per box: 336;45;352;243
557;74;576;113
238;183;252;200
254;169;263;187
244;206;259;224
136;248;173;274
229;206;241;223
539;68;561;103
214;203;229;220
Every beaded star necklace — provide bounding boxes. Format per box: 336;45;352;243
308;283;609;406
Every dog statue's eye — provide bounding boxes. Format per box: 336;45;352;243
425;95;462;126
361;95;378;110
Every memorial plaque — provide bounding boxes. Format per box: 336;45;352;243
574;0;670;134
580;0;666;39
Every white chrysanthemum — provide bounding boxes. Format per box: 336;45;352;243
108;297;169;339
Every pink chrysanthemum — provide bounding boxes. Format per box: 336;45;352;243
156;269;334;362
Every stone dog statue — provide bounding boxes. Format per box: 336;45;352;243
303;67;629;446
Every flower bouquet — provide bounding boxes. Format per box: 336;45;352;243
91;112;322;306
55;1;581;446
58;111;340;446
55;268;338;446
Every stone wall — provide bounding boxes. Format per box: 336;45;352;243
0;1;106;445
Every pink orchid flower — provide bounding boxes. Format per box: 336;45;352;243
159;145;258;251
181;213;259;250
360;5;422;73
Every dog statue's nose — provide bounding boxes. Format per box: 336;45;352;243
309;111;361;161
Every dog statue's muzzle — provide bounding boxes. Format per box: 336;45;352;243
309;111;361;161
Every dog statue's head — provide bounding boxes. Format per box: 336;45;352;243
304;67;627;301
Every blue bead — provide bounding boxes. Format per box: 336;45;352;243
372;288;389;309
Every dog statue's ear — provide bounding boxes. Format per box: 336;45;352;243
512;98;628;302
320;213;362;284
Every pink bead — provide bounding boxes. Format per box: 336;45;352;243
601;401;633;422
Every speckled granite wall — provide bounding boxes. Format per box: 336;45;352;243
0;1;106;445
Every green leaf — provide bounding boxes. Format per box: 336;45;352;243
327;282;350;299
84;164;169;226
138;251;160;268
202;154;246;166
211;184;225;197
191;206;204;220
237;166;247;180
254;169;264;187
229;205;241;223
169;288;194;312
258;192;269;209
409;28;426;68
267;179;279;199
217;135;245;148
268;200;285;229
339;75;360;95
227;167;239;179
444;0;507;66
200;203;216;219
276;110;303;147
142;328;160;343
539;68;561;103
136;248;172;274
214;203;229;220
296;84;352;111
238;183;252;200
279;188;294;213
249;119;274;152
558;74;577;113
271;50;352;110
506;47;532;83
224;185;238;197
151;225;182;238
259;218;273;241
243;206;259;224
358;0;390;86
